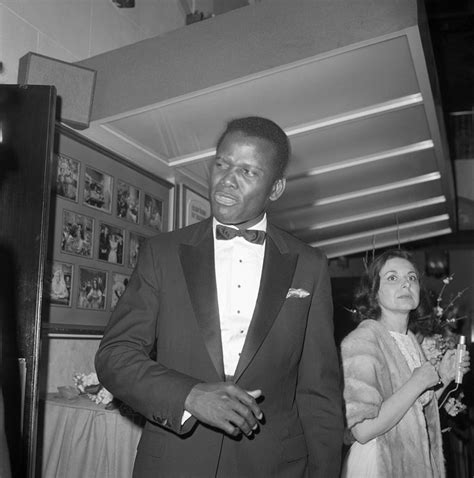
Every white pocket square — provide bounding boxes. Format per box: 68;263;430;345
286;288;310;299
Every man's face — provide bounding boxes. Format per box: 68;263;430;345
209;131;285;228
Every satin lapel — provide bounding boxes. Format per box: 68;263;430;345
233;234;298;382
179;228;225;381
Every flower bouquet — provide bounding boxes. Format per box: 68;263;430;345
444;393;467;417
418;274;469;418
71;372;143;420
73;372;114;407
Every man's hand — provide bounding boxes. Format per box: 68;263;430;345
184;382;263;437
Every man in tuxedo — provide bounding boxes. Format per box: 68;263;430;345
95;116;344;477
98;224;110;261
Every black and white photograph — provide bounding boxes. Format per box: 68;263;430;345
6;3;474;478
128;232;146;269
60;210;94;258
98;222;124;265
83;166;113;213
179;185;211;228
117;179;140;224
56;154;80;202
143;193;163;231
45;261;73;307
110;272;130;311
76;267;107;311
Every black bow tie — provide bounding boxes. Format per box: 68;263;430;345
216;224;266;245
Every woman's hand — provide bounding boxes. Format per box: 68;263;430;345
351;359;441;443
438;349;471;386
411;361;440;391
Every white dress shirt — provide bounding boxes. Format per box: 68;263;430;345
213;215;267;377
182;215;266;422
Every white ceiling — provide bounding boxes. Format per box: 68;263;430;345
76;0;456;258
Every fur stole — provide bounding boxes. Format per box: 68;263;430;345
341;320;445;477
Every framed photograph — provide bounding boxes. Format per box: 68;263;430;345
180;185;211;227
60;210;94;258
56;154;80;202
45;261;73;307
77;267;107;311
143;193;163;232
98;221;125;265
110;272;131;311
45;127;175;330
117;180;140;224
83;166;113;213
128;232;147;269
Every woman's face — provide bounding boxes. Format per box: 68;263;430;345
377;257;420;316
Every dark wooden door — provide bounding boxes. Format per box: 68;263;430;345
0;85;56;477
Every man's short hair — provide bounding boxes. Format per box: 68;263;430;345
216;116;290;179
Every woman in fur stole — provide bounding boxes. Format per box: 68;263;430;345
341;249;470;478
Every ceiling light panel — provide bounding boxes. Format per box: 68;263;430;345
107;35;422;163
282;149;439;206
269;181;446;230
315;221;452;258
295;202;449;243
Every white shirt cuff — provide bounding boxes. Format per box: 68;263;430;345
181;410;192;425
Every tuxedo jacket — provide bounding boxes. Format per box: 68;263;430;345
95;218;343;477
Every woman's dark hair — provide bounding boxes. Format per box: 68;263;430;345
353;249;432;330
216;116;290;179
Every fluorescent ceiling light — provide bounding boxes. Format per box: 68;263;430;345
312;214;450;247
450;111;474;117
304;195;446;230
322;228;452;258
286;94;423;137
169;94;424;167
313;172;441;206
278;171;441;214
287;140;434;179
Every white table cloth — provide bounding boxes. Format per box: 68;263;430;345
40;393;143;478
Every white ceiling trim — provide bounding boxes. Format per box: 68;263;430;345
299;196;447;231
76;123;176;181
99;123;170;165
312;214;450;247
278;180;444;218
86;29;415;128
298;172;441;207
405;27;457;223
169;148;216;167
168;95;427;168
287;140;434;180
285;93;423;137
320;228;453;259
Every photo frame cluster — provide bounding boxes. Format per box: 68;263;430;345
46;152;170;316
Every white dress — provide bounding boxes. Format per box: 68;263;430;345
342;331;431;478
108;236;118;263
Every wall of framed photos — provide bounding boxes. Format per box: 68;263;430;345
44;127;174;331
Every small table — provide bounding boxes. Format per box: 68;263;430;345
40;393;143;478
